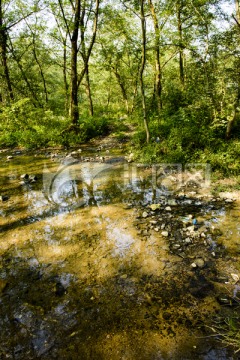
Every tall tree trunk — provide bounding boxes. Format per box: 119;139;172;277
85;63;94;116
177;2;184;86
8;39;41;107
63;35;69;114
140;0;149;144
32;37;48;104
113;68;129;114
148;0;162;112
70;0;81;126
0;0;14;102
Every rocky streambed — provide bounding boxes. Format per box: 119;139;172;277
0;147;240;359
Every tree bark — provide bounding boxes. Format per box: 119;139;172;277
148;0;162;112
177;2;184;86
0;0;14;102
140;0;149;143
70;0;81;126
85;63;94;116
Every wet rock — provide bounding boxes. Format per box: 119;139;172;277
20;174;29;180
154;227;160;232
195;258;205;268
29;175;38;182
191;262;197;269
230;273;239;283
167;199;177;206
161;231;169;237
149;220;158;225
142;211;148;218
0;195;9;202
149;204;161;211
165;206;172;211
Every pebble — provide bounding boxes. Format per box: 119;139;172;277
149;204;161;211
231;273;239;283
149;220;158;225
142;211;148;218
20;174;29;180
154;227;159;232
165;206;171;211
195;258;205;268
0;195;9;202
184;237;192;244
161;231;169;237
167;199;177;206
7;155;13;160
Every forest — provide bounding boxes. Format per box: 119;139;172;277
0;0;240;174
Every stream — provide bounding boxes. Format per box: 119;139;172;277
0;145;240;359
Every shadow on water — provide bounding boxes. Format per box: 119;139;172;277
0;153;239;359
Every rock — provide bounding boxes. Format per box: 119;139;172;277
167;199;177;206
231;273;239;283
7;155;13;160
154;227;159;232
165;206;171;211
200;232;206;238
20;174;29;180
191;262;197;268
184;237;192;244
29;175;38;182
0;195;9;202
142;211;148;218
161;231;169;237
225;198;233;203
195;258;205;268
172;244;181;249
120;274;128;279
149;220;158;225
149;204;161;211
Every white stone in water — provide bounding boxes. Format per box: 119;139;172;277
201;232;206;238
231;273;239;283
191;262;197;268
154;227;159;232
165;206;172;211
142;211;148;218
161;231;169;237
225;198;233;203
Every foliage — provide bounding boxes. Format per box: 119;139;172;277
0;98;67;148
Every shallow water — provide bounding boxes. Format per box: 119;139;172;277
0;148;239;359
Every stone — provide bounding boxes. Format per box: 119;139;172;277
7;155;13;160
184;237;192;244
161;231;169;237
142;211;148;218
231;273;239;283
149;204;161;211
0;195;9;202
20;174;29;180
165;206;172;211
154;227;159;232
167;199;177;206
149;220;158;225
191;263;197;268
195;258;205;268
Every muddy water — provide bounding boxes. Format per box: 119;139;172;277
0;148;240;359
